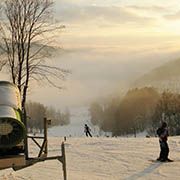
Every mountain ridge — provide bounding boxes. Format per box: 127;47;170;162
133;58;180;87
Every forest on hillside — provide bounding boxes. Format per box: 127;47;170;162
26;101;70;133
89;87;180;137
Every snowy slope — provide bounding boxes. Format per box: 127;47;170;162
0;137;180;180
48;107;101;137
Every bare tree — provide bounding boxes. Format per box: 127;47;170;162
0;0;68;111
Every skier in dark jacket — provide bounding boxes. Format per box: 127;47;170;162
84;124;92;137
156;122;172;162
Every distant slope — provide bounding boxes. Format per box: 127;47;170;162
134;58;180;87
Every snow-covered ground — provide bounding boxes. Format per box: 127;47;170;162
1;136;180;180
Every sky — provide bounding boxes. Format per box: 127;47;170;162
2;0;180;109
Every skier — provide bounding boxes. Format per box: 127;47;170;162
84;124;92;137
156;122;172;162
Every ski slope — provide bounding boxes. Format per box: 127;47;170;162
0;136;180;179
48;107;102;137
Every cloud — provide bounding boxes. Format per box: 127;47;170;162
55;5;155;26
164;11;180;20
127;5;168;12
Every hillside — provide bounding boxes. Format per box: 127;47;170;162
0;137;180;179
134;58;180;88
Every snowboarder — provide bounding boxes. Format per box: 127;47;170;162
156;122;172;162
84;124;92;137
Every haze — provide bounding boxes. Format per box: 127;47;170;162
2;0;180;108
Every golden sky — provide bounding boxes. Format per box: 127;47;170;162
55;0;180;38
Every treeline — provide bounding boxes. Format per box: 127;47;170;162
89;87;180;136
26;101;70;133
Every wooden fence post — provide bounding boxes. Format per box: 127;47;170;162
62;142;67;180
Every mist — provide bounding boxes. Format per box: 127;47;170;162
27;44;180;109
1;0;180;110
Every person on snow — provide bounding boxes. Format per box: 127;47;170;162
156;122;172;162
84;124;92;137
